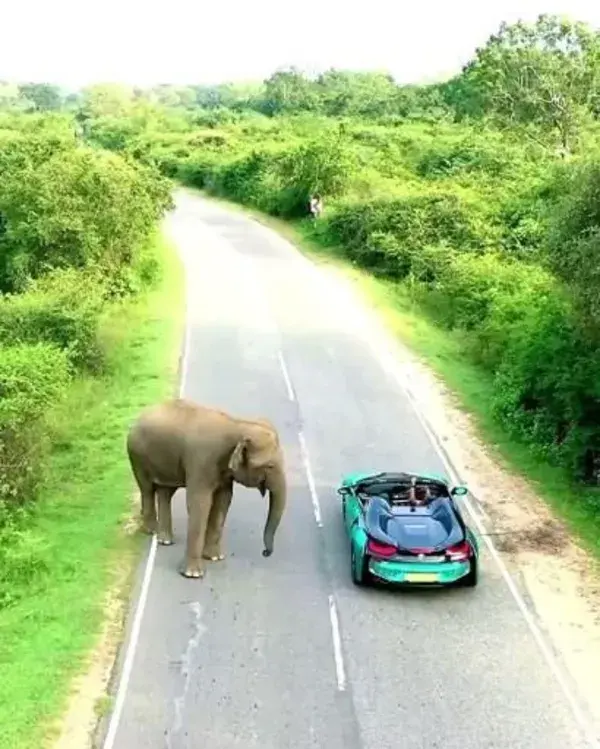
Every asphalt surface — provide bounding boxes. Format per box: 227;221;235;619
98;190;595;749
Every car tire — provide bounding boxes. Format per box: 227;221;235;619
460;559;478;587
351;545;370;586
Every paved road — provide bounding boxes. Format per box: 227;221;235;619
98;190;596;749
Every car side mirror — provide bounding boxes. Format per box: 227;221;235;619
451;485;468;496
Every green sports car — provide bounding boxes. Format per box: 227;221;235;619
337;471;480;588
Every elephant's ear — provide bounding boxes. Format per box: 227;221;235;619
228;437;250;473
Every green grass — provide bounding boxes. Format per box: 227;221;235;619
0;234;184;749
193;189;600;562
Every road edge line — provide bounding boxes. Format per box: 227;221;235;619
278;350;296;402
102;244;191;749
328;594;347;691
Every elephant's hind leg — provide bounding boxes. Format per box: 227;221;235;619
203;482;233;561
156;487;176;546
129;456;157;535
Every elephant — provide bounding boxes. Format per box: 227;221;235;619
126;399;287;579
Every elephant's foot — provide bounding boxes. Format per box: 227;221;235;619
157;534;174;546
179;559;205;579
202;546;225;562
140;518;157;535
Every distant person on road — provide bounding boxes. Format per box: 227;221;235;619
308;193;323;220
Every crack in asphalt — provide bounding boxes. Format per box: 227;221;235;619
165;602;207;749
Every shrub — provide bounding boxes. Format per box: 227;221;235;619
490;296;600;478
0;147;172;292
0;121;76;174
268;136;357;216
429;252;553;332
325;191;490;278
212;150;275;205
0;269;107;372
415;133;513;179
427;250;600;478
544;158;600;328
0;343;70;515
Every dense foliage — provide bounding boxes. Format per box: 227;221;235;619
0;111;172;526
2;11;600;529
67;12;600;495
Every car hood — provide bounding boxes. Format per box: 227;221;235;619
364;496;464;551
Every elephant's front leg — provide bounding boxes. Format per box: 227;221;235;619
180;487;214;579
156;487;176;546
203;482;233;561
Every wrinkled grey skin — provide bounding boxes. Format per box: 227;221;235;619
126;399;287;579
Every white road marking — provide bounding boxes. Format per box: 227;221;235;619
298;430;323;527
102;257;192;749
328;594;347;691
179;295;192;397
102;546;158;749
278;351;295;402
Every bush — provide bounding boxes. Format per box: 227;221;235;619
0;118;76;174
0;146;172;292
415;133;513;179
0;112;171;534
212;150;275;206
0;343;70;515
544;158;600;327
267;136;357;216
429;252;552;332
325;191;490;278
425;249;600;478
0;269;107;372
490;296;600;478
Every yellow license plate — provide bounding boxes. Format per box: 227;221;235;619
405;573;439;583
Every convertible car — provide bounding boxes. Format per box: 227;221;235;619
337;471;479;588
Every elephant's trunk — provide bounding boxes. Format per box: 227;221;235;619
262;469;287;557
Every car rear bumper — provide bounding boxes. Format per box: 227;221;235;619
368;558;471;585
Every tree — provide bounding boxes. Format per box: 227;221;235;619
545;160;600;330
18;83;63;111
0;82;22;111
315;70;397;117
79;83;136;119
461;14;600;150
0;145;172;291
260;68;318;116
392;83;451;121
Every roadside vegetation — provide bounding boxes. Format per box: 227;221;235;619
0;110;181;747
68;14;600;553
3;10;600;745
